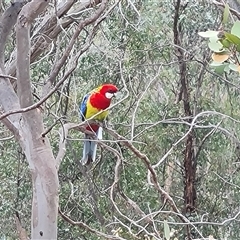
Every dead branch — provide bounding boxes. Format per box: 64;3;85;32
41;116;64;137
119;190;153;224
100;139;161;238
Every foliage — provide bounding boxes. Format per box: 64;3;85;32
2;0;240;239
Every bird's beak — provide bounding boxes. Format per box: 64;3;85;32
113;92;119;97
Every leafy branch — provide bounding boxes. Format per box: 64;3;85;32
199;18;240;74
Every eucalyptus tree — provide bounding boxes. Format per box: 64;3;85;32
2;0;240;240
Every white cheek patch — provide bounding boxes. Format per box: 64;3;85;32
105;92;114;99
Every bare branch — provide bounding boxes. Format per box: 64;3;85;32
58;208;126;240
104;126;186;223
0;74;17;81
46;0;108;86
7;1;101;76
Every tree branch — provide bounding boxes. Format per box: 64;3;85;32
104;126;186;223
58;208;125;240
0;2;23;72
17;0;50;107
45;0;108;86
212;0;240;19
7;0;102;76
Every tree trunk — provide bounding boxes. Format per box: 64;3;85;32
15;1;59;239
0;1;58;239
173;0;197;215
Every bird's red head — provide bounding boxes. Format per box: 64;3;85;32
99;84;118;99
89;83;118;111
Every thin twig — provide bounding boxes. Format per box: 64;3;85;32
58;208;126;240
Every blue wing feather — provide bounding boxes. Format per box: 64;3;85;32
80;92;100;165
80;93;89;121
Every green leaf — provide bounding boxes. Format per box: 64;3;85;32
223;4;230;24
229;63;238;71
215;64;228;74
228;63;236;71
210;62;229;74
223;63;231;74
228;63;240;72
220;38;231;48
210;62;225;67
164;220;171;240
224;32;240;45
198;31;219;38
231;21;240;38
208;41;223;52
214;66;225;75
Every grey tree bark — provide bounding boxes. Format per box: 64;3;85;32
0;1;59;239
16;1;59;239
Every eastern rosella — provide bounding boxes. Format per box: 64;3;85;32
80;83;118;165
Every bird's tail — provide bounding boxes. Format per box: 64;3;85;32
81;127;103;165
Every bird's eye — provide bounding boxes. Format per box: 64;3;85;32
105;92;114;99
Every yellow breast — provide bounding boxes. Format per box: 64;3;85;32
85;102;109;121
